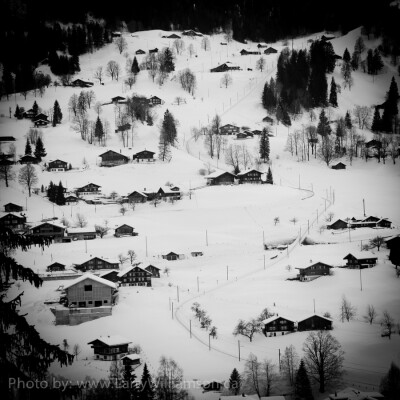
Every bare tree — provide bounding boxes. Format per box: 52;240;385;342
187;43;196;58
241;144;252;170
94;101;103;116
119;205;128;215
163;267;170;276
127;250;137;264
233;319;261;342
353;106;372;130
118;253;129;265
340;295;356;322
115;36;128;54
221;73;232;88
290;217;298;225
85;90;96;109
173;39;185;55
68;93;79;117
273;217;280;226
75;213;88;228
95;223;109;238
317;135;338;166
155;357;187;400
18;164;38;196
201;36;211;51
106;60;120;81
381;310;395;339
256;57;266;72
364;304;378;324
303;331;344;393
261;359;278;396
93;66;104;84
369;236;385;251
146;53;159;82
280;345;299;386
178;68;197;95
225;144;241;174
244;353;262;399
72;344;81;360
125;74;136;89
0;162;15;187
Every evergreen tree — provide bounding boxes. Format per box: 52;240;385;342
25;138;32;156
161;109;177;146
131;57;140;75
351;51;359;71
381;106;393;133
329;77;338;107
345;111;352;129
34;137;47;161
266;167;273;184
160;47;175;73
262;81;277;112
380;362;400;400
343;48;351;63
308;67;328;107
259;128;270;162
386;76;399;117
47;181;56;203
94;116;104;143
317;109;331;136
52;100;63;126
139;363;155;400
121;362;139;400
56;181;66;205
371;108;382;132
229;368;241;395
14;105;22;119
372;49;384;75
32;100;39;116
295;360;314;400
158;136;171;162
281;105;292;127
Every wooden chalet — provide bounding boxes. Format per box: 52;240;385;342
132;150;156;162
162;252;183;261
65;273;117;309
244;130;254;138
88;335;131;361
210;63;240;72
349;216;392;229
327;219;348;230
127;190;148;203
0;213;26;230
220;124;240;135
206;171;236;185
48;159;68;171
32;113;49;127
343;252;377;269
135;49;146;55
74;257;120;272
182;30;203;37
321;35;335;41
145;265;161;278
257;43;269;48
111;96;126;104
158;186;181;200
149;48;158;53
98;270;120;283
22;109;36;119
149;96;163;106
99;150;129;167
30;222;65;239
237;169;263;184
191;251;203;257
240;49;261;55
121;354;141;368
262;116;274;124
252;130;262;135
297;314;333;331
118;265;152;286
4;203;23;212
114;224;137;237
76;183;101;196
264;47;278;54
295;262;333;281
331;162;346;170
65;195;79;205
71;79;94;88
202;381;223;391
386;235;400;267
46;262;66;272
19;155;39;164
163;33;181;39
67;227;97;240
262;315;295;336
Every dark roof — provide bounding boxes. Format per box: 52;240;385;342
0;136;16;142
99;150;129;159
116;224;134;230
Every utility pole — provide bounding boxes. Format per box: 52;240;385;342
190;320;192;338
145;236;148;257
226;265;229;280
177;286;180;302
363;198;366;217
360;268;363;291
313;298;315;313
238;340;241;361
278;349;281;371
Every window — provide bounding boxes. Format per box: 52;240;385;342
104;300;108;304
84;285;92;291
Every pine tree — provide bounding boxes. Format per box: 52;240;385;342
317;109;331;136
229;368;241;395
47;181;56;203
14;105;22;119
56;181;66;205
94;116;104;143
158;135;171;162
121;362;139;400
34;137;46;161
160;47;175;73
161;109;177;146
343;48;351;63
131;57;140;75
351;51;359;71
386;76;399;117
295;360;314;400
259;128;270;162
329;77;338;107
281;106;292;127
25;138;32;156
381;106;393;132
266;167;273;184
345;111;352;129
32;100;39;116
139;363;155;400
0;228;74;397
52;100;63;126
308;67;328;107
371;108;382;132
372;49;384;75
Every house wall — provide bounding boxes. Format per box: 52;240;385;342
128;194;147;203
298;316;332;331
78;258;119;271
146;266;160;277
66;279;113;307
263;318;295;335
240;173;261;183
116;227;134;235
120;268;151;286
32;224;64;237
300;263;331;277
216;174;235;184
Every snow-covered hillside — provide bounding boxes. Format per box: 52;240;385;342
1;27;399;394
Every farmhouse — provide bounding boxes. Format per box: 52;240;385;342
76;183;101;196
64;273;117;308
236;132;248;140
343;252;378;269
149;48;158;53
297;314;333;331
71;79;94;88
191;251;203;257
210;63;240;72
22;109;36;119
163;33;181;39
19;155;39;164
30;222;65;239
65;195;79;204
262;315;295;336
262;116;274;124
132;150;156;162
99;150;129;167
257;43;269;48
162;252;183;261
220;124;240;135
182;30;203;37
240;49;261;55
118;265;152;286
135;49;146;55
114;224;137;237
127;190;148;203
206;171;236;185
4;203;23;212
111;96;125;104
202;381;223;391
67;227;97;241
264;47;278;54
348;216;392;228
158;186;181;200
145;265;161;278
121;354;141;368
0;213;27;230
48;159;68;171
331;162;346;170
46;262;66;272
295;262;333;281
237;169;263;184
74;257;120;272
148;96;163;106
87;335;131;361
32;113;49;127
386;235;400;267
327;219;348;230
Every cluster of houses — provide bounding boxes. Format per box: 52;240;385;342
19;108;50;127
205;169;267;185
98;149;156;167
217;123;267;139
327;215;392;230
239;46;277;56
109;94;164;106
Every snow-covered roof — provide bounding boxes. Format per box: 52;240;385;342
343;251;377;260
158;186;181;194
128;190;148;197
260;396;285;400
295;261;333;270
236;169;263;176
327;387;384;400
63;273;117;289
121;354;141;361
261;314;293;325
205;170;235;179
298;313;333;322
67;226;96;234
118;265;151;277
88;334;131;347
72;256;120;266
30;221;65;230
